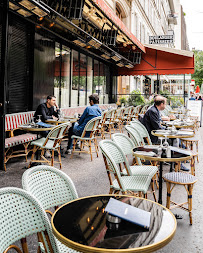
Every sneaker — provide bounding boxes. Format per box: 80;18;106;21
180;164;190;172
65;149;72;155
45;151;52;158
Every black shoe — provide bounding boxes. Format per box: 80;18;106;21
65;149;72;155
175;214;183;219
180;164;190;172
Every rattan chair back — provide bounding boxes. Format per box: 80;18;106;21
130;119;152;144
81;116;102;138
22;165;78;211
112;133;142;165
125;125;144;146
43;122;70;148
0;187;60;253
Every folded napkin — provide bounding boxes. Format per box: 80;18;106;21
134;151;157;157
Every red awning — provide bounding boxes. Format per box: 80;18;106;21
118;44;194;76
91;0;145;53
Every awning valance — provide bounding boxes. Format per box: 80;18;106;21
118;44;194;76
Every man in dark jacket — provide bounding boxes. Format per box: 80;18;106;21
140;95;166;144
34;95;59;122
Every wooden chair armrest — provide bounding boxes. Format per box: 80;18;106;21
4;245;23;253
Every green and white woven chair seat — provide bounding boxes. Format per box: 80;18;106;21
121;165;158;177
31;138;60;149
111;175;151;194
71;134;95;141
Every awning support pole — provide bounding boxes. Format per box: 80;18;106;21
0;0;9;171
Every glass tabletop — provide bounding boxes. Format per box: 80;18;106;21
52;195;176;252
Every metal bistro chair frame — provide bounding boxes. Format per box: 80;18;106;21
71;116;102;161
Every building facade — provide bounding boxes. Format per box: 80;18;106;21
110;0;190;99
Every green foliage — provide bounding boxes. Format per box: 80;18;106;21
128;90;145;106
170;96;184;107
159;89;172;103
119;96;127;105
192;50;203;87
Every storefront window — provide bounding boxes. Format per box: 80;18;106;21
54;43;60;106
87;57;93;104
71;50;79;107
99;62;104;103
104;65;109;104
93;60;99;95
79;53;87;106
61;45;70;108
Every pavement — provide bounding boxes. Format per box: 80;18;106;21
1;126;203;253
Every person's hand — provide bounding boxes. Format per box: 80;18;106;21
54;103;59;110
52;115;58;120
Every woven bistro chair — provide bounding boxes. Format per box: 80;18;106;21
131;105;142;120
0;187;80;253
113;107;125;132
111;136;158;201
71;116;101;161
100;109;116;138
22;165;78;216
29;122;70;169
140;104;150;115
112;133;141;165
122;106;134;124
99;140;157;200
125;125;144;146
130;119;152;144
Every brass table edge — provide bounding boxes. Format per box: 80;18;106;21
51;194;177;253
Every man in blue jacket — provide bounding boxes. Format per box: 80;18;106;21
66;94;102;154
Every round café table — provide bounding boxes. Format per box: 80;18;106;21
51;195;177;253
133;147;192;205
151;129;194;140
162;121;195;130
46;118;77;125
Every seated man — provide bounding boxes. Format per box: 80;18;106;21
140;95;166;144
66;94;102;154
34;95;59;123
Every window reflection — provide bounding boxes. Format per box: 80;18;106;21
87;57;93;105
61;46;70;108
72;50;79;107
54;43;60;105
79;54;87;106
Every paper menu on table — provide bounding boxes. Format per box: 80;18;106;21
105;198;151;229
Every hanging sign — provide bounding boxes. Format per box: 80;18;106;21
149;35;174;44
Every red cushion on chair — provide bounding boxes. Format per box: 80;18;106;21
5;133;37;148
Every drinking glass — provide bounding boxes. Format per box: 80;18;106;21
31;117;35;126
37;115;42;123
